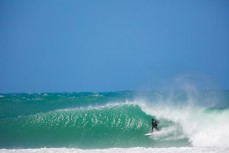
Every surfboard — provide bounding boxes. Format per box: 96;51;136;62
144;131;160;136
144;133;152;136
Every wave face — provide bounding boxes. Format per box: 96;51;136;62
0;91;228;149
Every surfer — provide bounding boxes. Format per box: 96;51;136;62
152;119;159;132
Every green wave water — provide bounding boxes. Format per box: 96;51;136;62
0;91;228;149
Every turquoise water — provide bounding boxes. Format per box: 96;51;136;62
0;91;228;149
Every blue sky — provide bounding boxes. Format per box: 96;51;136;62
0;0;229;92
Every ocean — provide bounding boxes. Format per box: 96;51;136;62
0;90;228;153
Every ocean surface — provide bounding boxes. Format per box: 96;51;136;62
0;90;229;153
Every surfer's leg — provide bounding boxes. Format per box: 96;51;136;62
155;125;159;131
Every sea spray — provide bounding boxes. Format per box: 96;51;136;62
138;89;229;148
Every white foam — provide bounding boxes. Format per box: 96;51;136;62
0;147;228;153
152;126;177;137
139;102;229;148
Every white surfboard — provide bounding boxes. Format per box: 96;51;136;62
144;131;160;136
144;132;152;136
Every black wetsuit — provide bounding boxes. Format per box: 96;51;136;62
152;120;159;132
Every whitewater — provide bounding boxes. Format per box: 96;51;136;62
0;90;228;153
